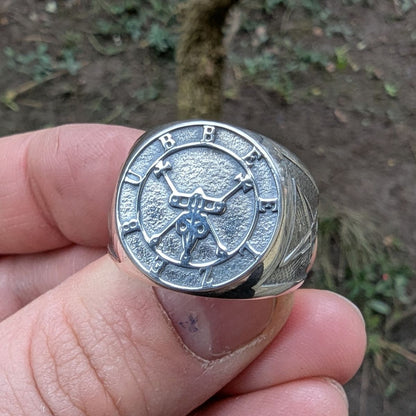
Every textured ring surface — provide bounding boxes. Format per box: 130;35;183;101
109;120;318;298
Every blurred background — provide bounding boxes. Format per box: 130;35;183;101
0;0;415;414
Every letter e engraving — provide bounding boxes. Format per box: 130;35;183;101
202;125;216;142
243;147;262;166
259;198;278;213
159;133;175;150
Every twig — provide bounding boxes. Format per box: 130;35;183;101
0;70;67;111
224;7;242;49
386;304;416;332
252;86;275;110
380;339;416;363
18;99;43;109
94;0;114;15
0;62;88;111
391;0;403;17
87;34;126;56
359;359;370;416
280;3;295;34
101;104;124;124
407;137;416;164
0;0;12;14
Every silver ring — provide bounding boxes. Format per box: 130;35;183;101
109;120;318;298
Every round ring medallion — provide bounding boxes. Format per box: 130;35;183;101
115;121;282;292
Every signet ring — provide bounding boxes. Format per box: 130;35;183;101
109;120;318;299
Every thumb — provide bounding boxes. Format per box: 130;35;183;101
0;255;292;416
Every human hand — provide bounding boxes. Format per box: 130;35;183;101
0;124;366;415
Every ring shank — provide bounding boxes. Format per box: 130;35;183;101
246;133;318;298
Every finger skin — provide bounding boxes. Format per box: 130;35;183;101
0;253;364;416
0;124;141;254
193;378;348;416
0;255;290;416
223;289;367;395
0;125;366;415
0;246;104;321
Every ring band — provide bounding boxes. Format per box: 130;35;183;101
109;120;318;298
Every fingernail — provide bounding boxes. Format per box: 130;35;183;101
323;377;349;408
155;288;275;360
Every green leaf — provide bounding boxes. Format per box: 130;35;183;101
385;381;398;399
125;18;142;41
4;46;15;58
264;0;287;14
334;46;349;70
368;299;391;315
367;332;382;353
147;23;174;53
384;82;398;98
401;0;416;13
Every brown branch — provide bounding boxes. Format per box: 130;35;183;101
1;62;88;111
386;304;416;333
359;359;370;416
0;70;67;111
176;0;240;120
380;339;416;364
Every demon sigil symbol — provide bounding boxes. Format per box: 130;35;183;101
149;159;254;266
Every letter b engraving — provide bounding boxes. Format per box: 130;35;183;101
202;126;216;142
159;133;175;150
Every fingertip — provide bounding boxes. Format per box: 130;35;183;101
321;377;349;410
223;289;367;395
29;124;143;247
195;377;349;416
0;124;144;253
294;289;367;383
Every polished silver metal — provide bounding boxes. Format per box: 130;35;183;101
109;120;318;298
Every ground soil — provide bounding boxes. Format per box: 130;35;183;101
0;1;415;415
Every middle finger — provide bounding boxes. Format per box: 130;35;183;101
0;245;104;320
222;289;366;394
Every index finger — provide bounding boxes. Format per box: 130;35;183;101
0;124;142;254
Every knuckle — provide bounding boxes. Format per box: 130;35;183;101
0;376;29;416
28;295;162;416
28;301;122;416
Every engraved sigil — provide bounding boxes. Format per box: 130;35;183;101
116;122;282;291
139;144;258;268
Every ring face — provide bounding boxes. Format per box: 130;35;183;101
115;121;282;293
